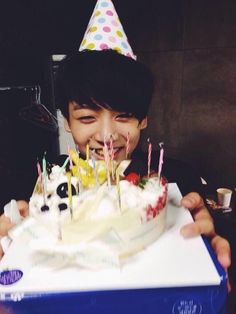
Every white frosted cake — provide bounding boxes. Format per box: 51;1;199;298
3;153;168;269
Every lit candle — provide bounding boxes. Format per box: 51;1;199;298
91;150;99;187
42;155;47;205
36;160;43;193
86;144;90;162
103;143;111;188
109;135;115;180
116;167;121;211
67;144;73;170
75;144;80;167
60;156;70;175
75;144;80;160
147;138;152;177
126;132;130;159
72;146;82;191
74;149;83;193
86;143;90;177
67;172;73;218
158;142;164;182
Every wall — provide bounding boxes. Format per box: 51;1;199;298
49;0;236;191
128;0;236;191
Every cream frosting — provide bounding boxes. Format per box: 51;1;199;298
27;160;168;268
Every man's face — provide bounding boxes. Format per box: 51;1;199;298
64;101;147;163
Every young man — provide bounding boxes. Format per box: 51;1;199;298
56;49;230;280
0;50;230;288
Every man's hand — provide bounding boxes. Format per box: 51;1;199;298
180;192;231;290
17;200;29;217
0;200;29;259
0;213;13;237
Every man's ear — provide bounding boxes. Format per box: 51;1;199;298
140;117;148;130
64;119;71;133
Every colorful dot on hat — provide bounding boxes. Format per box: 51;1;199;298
89;26;97;32
94;34;103;40
100;43;109;50
111;20;119;27
101;1;109;7
109;36;116;43
114;47;122;54
81;39;86;47
95;10;101;16
116;30;123;38
98;17;106;23
121;42;128;49
106;10;113;16
86;43;95;49
103;26;111;32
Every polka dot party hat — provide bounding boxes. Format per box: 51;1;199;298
79;0;136;60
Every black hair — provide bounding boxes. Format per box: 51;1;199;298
56;49;154;121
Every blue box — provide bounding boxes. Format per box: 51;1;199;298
0;252;227;314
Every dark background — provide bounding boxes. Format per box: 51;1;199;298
0;0;235;191
0;0;235;311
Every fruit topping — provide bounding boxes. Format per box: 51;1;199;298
125;172;140;185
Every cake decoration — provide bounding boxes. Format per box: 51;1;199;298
1;142;167;269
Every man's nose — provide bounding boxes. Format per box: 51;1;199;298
94;121;118;142
94;132;119;145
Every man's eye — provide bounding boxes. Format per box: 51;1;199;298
78;116;95;123
116;113;134;120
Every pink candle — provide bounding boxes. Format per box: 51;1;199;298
147;138;152;177
158;142;164;179
109;135;114;161
109;135;115;179
104;138;111;187
36;160;43;192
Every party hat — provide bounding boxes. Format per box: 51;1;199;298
79;0;136;60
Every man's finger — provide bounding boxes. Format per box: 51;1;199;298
211;235;231;291
17;200;29;217
181;192;204;211
180;219;215;238
211;235;231;269
0;215;14;236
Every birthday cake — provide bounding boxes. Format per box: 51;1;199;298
2;150;167;269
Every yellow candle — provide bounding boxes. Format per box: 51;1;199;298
67;172;73;217
86;144;90;162
104;145;111;187
116;168;121;210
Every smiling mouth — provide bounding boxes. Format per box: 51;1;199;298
91;147;123;159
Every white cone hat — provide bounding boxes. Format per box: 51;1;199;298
79;0;136;60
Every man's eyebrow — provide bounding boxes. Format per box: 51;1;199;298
73;104;101;111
